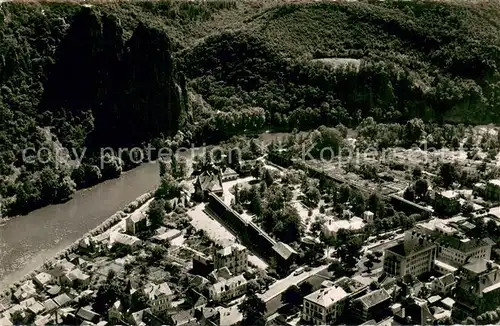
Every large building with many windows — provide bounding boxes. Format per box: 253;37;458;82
213;243;248;275
302;285;350;325
453;259;500;320
383;220;494;278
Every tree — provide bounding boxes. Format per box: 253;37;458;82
252;163;263;181
461;201;474;216
264;169;274;187
159;158;168;177
299;281;313;297
303;242;326;265
101;153;123;179
238;293;267;326
374;251;383;260
281;285;302;307
305;186;320;208
364;260;374;272
404;118;424;145
155;173;180;199
439;162;459;188
336;234;363;270
147;198;166;229
403;186;415;202
414;179;429;199
131;291;149;312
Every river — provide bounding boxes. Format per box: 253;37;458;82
0;132;291;290
0;162;161;290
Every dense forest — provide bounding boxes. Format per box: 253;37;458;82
1;0;500;216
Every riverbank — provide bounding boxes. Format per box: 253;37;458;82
0;190;153;296
0;161;161;290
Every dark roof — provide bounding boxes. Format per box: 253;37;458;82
438;235;493;253
272;242;297;260
76;307;100;323
437;273;456;287
386;241;434;257
53;293;72;307
354;289;391;308
170;310;196;325
196;172;223;192
47;285;61;296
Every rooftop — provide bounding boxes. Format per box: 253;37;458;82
440;190;459;199
196;172;223;192
304;286;349;307
324;216;365;233
210;275;247;294
354;289;391;308
110;232;141;247
386;241;434;257
488;179;500;187
272;241;297;260
462;259;498;275
144;282;173;300
216;243;246;257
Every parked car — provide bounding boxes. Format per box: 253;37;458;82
293;267;305;276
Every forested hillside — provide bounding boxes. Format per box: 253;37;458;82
1;0;500;216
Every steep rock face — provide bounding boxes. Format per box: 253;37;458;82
40;8;185;149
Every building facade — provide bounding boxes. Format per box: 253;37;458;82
213;243;248;275
208;275;247;302
302;286;349;325
452;259;500;320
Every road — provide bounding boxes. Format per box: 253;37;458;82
259;264;329;302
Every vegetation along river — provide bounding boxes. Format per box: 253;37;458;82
0;162;161;290
0;133;288;290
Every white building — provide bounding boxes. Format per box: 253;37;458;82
302;285;349;325
322;217;365;238
363;211;374;224
208;275;247;302
143;282;174;313
213;243;248;275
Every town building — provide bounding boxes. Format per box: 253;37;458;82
221;167;238;182
143;282;174;313
302;285;349;325
383;240;436;278
125;207;148;235
33;272;53;288
194;171;224;201
110;232;142;250
208;274;247;302
430;273;456;296
351;289;392;323
452;259;500;320
486;179;500;201
322;217;365;238
272;241;297;273
363;211;374;224
383;220;494;277
61;268;91;288
213;243;248;275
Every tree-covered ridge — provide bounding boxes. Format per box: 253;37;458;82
1;0;500;216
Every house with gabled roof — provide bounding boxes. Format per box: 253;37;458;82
193;171;223;201
302;285;349;325
143;282;174;313
351;288;392;323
